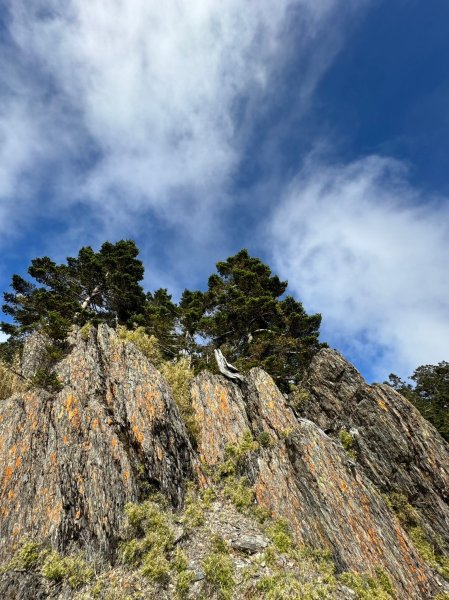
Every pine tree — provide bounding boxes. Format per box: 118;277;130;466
180;249;323;390
140;288;180;358
388;362;449;441
1;240;146;342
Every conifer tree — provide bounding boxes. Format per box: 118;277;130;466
1;240;146;342
388;362;449;441
180;249;323;390
140;288;180;358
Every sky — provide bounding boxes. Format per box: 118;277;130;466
1;0;448;382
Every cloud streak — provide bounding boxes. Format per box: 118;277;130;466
269;155;449;380
0;0;365;241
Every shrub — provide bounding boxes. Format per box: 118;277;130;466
202;536;235;600
256;572;329;599
175;569;195;599
223;475;255;511
182;484;207;529
29;369;63;392
41;552;94;589
218;431;259;477
160;358;198;445
409;526;449;580
289;387;312;411
257;431;275;448
339;429;356;460
117;326;162;365
387;492;420;527
7;541;42;570
121;498;174;570
79;322;92;341
340;568;395;599
387;492;449;580
266;519;294;554
140;547;170;582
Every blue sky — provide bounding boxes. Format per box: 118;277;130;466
1;0;449;382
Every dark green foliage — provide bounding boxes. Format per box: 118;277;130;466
180;249;323;390
2;240;146;343
2;245;322;394
139;288;180;358
388;362;449;442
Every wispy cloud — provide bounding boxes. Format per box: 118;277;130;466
269;155;449;380
0;0;366;248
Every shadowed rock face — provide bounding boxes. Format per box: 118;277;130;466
191;368;448;599
297;348;449;552
0;325;196;562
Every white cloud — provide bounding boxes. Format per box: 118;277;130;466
0;0;366;242
269;156;449;380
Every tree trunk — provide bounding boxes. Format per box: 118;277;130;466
214;349;245;382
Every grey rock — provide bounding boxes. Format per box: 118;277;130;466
296;348;449;552
191;366;448;599
230;534;268;554
0;325;198;566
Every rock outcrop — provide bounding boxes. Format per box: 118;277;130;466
0;325;196;563
1;330;449;599
191;367;449;599
296;349;449;553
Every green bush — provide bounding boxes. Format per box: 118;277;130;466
182;484;209;529
41;552;94;589
7;541;42;571
409;526;449;580
339;568;395;599
29;369;63;392
223;475;255;511
121;498;174;571
339;429;356;460
160;357;198;445
202;536;235;600
266;519;295;554
218;431;259;477
117;326;162;365
387;492;449;580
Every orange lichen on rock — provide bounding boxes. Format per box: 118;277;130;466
2;466;13;490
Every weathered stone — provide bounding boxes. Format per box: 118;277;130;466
191;367;448;599
191;371;250;467
3;328;449;599
230;534;268;554
0;325;196;564
20;332;50;379
297;348;449;551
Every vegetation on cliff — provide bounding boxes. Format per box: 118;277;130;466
388;362;449;442
0;241;449;599
1;241;323;393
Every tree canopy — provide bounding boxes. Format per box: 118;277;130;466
1;240;146;341
180;249;324;390
388;362;449;442
1;243;323;391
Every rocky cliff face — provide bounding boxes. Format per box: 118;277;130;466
1;328;448;599
296;349;449;555
0;325;196;564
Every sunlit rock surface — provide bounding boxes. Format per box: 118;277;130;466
1;329;448;598
0;325;195;563
192;367;447;598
